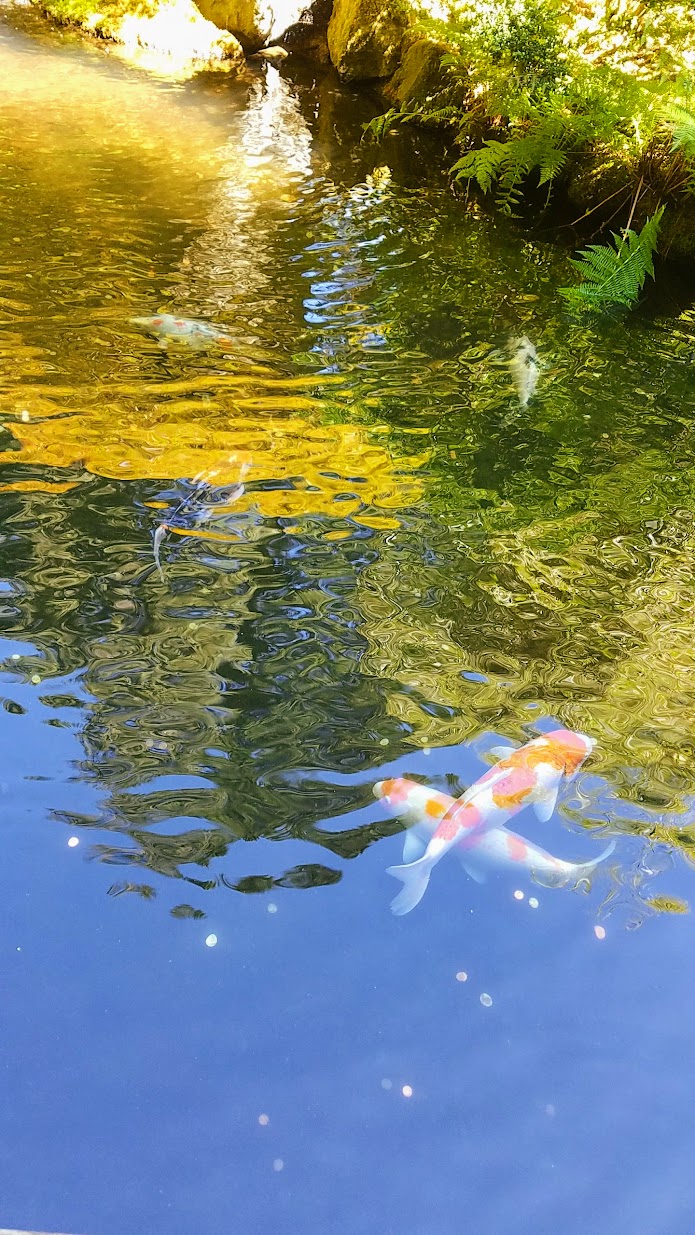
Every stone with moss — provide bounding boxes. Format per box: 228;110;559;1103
34;0;246;70
327;0;411;81
384;35;449;109
194;0;305;54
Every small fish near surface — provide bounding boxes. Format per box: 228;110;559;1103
130;313;237;350
152;457;251;581
377;728;595;915
509;334;539;407
375;777;614;894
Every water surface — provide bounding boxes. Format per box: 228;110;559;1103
1;6;695;1233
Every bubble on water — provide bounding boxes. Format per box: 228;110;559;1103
381;1078;392;1090
423;747;431;756
273;1159;284;1172
205;933;218;948
267;902;278;914
30;674;41;685
455;971;468;982
379;738;389;746
513;889;524;901
401;1085;413;1098
10;654;20;661
258;1114;270;1126
528;897;539;909
480;993;493;1008
67;837;79;848
20;410;30;423
594;924;606;940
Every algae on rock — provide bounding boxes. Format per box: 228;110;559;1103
327;0;411;81
193;0;305;53
35;0;246;70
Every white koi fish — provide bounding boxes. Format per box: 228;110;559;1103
131;314;236;349
509;334;539;407
378;728;595;915
376;777;614;892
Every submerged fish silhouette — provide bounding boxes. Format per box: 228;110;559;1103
509;334;539;407
151;458;250;581
131;313;236;349
376;777;614;892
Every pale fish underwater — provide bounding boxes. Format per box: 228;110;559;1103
378;729;595;915
130;313;236;349
375;777;614;893
152;457;250;581
509;334;539;407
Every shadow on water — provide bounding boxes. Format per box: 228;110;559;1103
2;4;695;1233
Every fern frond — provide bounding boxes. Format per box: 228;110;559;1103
661;102;695;159
560;206;665;310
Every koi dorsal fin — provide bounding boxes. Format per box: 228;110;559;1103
489;744;518;761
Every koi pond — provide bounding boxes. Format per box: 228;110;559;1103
2;5;695;1232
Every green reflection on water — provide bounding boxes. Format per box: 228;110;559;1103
1;3;695;911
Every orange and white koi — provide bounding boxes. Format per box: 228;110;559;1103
375;777;614;899
378;729;595;915
131;314;235;349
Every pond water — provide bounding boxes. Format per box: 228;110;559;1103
2;5;695;1233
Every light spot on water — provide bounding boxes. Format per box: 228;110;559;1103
267;902;278;914
480;993;493;1007
379;738;389;746
423;747;431;756
20;410;30;423
10;654;20;661
258;1114;270;1126
455;971;468;982
401;1085;413;1098
545;1104;556;1117
205;933;218;947
273;1159;284;1172
513;889;524;901
594;924;606;940
30;674;41;684
381;1078;392;1090
528;897;539;909
67;836;79;848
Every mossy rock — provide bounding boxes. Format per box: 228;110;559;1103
384;36;448;108
327;0;411;81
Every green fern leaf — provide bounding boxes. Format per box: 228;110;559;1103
560;207;665;310
661;102;695;159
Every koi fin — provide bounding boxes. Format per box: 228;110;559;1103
489;744;518;761
402;828;427;864
580;839;616;873
532;782;560;822
386;856;432;915
457;854;487;884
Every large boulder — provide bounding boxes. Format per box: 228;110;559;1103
194;0;306;52
384;36;448;108
279;0;332;63
327;0;411;81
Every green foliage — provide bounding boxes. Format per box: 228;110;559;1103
560;207;665;310
363;105;461;143
661;100;695;158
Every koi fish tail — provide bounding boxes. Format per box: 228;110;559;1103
579;838;616;877
561;839;617;889
386;856;434;916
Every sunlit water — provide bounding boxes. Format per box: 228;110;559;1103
2;5;695;1233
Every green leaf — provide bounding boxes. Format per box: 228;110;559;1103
560;206;665;311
